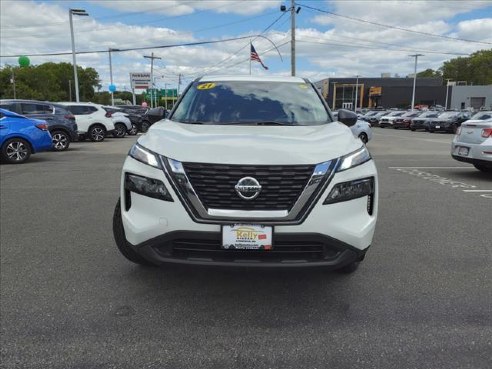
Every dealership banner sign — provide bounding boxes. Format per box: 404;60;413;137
130;73;151;89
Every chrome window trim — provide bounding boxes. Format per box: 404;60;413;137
161;157;338;225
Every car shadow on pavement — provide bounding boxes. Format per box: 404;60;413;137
114;263;361;329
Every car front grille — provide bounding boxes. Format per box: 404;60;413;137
167;237;340;263
182;163;315;211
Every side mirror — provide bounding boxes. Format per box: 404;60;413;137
337;109;358;127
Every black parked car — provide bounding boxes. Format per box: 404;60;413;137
139;107;167;132
0;99;78;151
427;111;471;133
409;111;440;131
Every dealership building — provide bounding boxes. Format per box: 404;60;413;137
315;76;492;110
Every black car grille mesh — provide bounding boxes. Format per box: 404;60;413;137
182;163;315;210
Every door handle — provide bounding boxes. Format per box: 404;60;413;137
0;125;6;129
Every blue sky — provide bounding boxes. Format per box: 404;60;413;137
1;0;491;93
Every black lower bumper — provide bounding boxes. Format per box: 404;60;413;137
452;155;492;167
128;231;368;269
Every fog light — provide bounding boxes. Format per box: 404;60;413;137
324;177;374;205
125;173;173;201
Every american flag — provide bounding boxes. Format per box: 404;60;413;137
250;43;268;70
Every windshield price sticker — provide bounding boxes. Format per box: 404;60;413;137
222;224;273;250
197;82;216;90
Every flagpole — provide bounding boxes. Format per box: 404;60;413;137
249;39;252;76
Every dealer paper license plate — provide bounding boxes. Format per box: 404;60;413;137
222;224;273;250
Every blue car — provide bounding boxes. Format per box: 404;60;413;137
0;108;53;164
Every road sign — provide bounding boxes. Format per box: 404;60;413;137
130;73;151;89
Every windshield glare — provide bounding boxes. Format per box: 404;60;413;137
172;81;330;125
438;111;459;118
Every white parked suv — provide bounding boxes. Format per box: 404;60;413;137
57;102;115;142
113;76;379;273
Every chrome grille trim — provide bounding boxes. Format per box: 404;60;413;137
161;157;337;225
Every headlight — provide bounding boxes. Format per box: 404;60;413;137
125;173;173;202
324;177;374;206
129;143;161;168
337;146;371;172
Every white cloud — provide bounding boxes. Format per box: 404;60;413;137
91;0;281;16
1;0;491;92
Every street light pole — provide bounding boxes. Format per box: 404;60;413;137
69;9;88;102
354;75;359;111
445;79;452;110
108;48;120;106
410;54;423;111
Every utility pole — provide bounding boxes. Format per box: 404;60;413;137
281;2;300;76
410;54;423;111
144;52;161;108
290;0;296;76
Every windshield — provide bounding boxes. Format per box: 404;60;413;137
471;111;492;120
402;111;421;117
172;81;331;126
387;111;404;116
420;112;440;118
438;111;459;118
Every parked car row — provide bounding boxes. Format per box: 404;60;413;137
0;99;169;164
360;109;491;134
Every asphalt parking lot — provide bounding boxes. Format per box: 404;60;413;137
1;128;491;369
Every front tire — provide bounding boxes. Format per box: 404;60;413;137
51;130;70;151
113;123;127;138
1;138;32;164
113;199;156;266
140;121;151;133
359;132;368;144
89;125;106;142
128;124;138;136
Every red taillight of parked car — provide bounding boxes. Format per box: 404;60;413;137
64;114;76;120
105;111;113;118
481;128;492;138
35;123;49;131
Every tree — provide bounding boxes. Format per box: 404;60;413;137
417;68;442;78
440;49;492;85
0;62;101;101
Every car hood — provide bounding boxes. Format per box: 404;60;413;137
138;120;362;165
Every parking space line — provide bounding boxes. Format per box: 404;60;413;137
462;190;492;192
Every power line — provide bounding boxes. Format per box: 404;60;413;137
199;11;288;75
0;35;261;58
297;35;470;56
299;2;492;45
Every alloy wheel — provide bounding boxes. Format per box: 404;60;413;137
6;141;28;161
92;127;105;141
52;133;69;150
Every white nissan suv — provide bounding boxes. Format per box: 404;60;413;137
113;76;378;273
58;102;115;142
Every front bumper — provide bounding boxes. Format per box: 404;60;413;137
118;156;378;267
122;230;367;268
429;123;452;132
